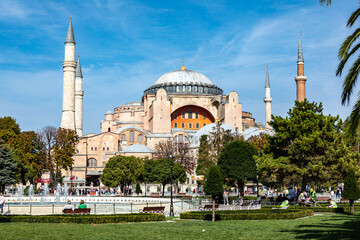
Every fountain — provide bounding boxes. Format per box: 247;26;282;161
28;184;34;201
18;186;23;204
56;183;61;204
64;184;68;202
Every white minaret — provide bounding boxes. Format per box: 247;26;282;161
264;64;272;129
75;54;84;136
60;17;76;130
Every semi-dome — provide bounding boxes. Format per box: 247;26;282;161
144;60;223;96
154;70;213;86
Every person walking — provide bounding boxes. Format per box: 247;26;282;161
0;192;5;214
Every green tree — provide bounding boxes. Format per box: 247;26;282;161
101;156;144;192
257;100;360;190
320;1;360;139
203;165;223;222
218;140;257;197
52;128;78;184
196;123;238;175
151;158;186;196
342;168;360;215
135;182;142;196
0;144;17;192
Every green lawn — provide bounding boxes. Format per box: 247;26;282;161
1;213;359;240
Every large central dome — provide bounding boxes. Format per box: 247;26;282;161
154;69;214;86
143;61;223;96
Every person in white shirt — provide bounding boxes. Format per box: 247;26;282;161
0;192;5;214
63;200;74;212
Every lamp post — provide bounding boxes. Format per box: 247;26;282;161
256;163;259;197
70;166;73;189
169;154;175;217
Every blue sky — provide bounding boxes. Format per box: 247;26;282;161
0;0;357;134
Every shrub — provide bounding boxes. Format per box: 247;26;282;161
180;209;313;220
0;213;165;224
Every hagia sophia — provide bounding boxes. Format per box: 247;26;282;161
59;19;306;191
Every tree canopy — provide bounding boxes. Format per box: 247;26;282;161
218;140;257;196
101;155;144;189
257;100;360;189
342;168;360;215
0;144;17;192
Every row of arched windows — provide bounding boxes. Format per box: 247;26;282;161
121;131;144;143
174;110;205;119
174;122;206;129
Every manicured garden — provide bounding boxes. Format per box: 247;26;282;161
0;213;359;239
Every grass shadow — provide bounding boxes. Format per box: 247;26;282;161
285;214;360;239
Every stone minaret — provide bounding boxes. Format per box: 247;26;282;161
75;55;84;136
264;64;272;129
295;32;307;102
60;17;77;130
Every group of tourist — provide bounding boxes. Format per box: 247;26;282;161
63;199;87;212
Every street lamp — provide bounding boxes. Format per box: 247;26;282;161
70;166;73;189
169;154;175;217
256;163;259;197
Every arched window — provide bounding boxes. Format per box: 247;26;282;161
188;109;192;119
178;134;184;142
121;134;126;141
174;122;178;128
195;111;199;119
181;123;185;129
203;123;206;127
174;113;178;119
87;158;97;167
189;123;193;129
203;114;206;120
108;127;110;132
182;111;185;119
138;134;143;143
196;123;200;129
129;131;135;142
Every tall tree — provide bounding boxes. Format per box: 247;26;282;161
150;158;186;196
196;122;237;175
203;165;223;222
52;128;78;184
101;155;144;192
342;168;360;215
38;126;57;171
320;1;360;139
257;100;360;189
218;140;257;197
0;144;17;192
154;140;195;174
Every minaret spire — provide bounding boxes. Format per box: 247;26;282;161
295;32;307;102
297;32;304;63
61;17;77;131
65;16;75;44
75;54;82;78
75;54;84;136
264;64;272;129
265;64;270;88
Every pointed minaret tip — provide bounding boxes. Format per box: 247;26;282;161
65;16;76;44
297;32;304;63
265;64;270;88
75;54;82;78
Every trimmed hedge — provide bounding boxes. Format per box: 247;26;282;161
263;205;360;213
180;209;313;221
0;213;165;224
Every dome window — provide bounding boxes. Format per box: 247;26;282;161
196;123;200;129
188;109;192;119
174;122;178;128
189;123;193;129
129;131;135;142
181;123;185;128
